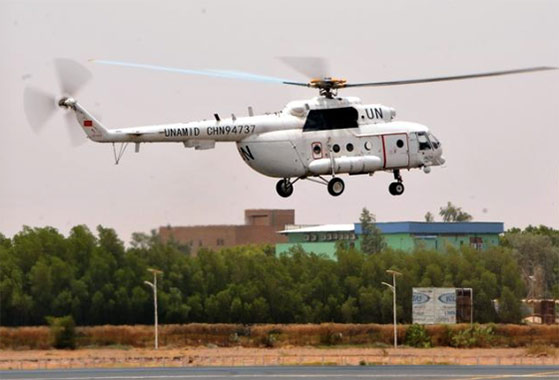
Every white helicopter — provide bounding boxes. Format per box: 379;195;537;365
24;58;555;197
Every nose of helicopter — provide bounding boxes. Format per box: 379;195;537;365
428;133;444;165
434;143;444;165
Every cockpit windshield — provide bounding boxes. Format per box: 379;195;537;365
428;133;441;149
417;132;441;150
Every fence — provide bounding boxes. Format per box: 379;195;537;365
1;354;557;370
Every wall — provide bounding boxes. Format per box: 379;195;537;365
277;232;502;259
160;209;294;255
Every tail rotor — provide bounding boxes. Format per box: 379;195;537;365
23;58;93;145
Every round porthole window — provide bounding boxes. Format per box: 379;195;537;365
364;141;372;151
346;143;354;152
332;144;340;153
313;144;322;154
396;139;404;148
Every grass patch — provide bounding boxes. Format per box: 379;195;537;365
1;323;558;349
525;344;557;357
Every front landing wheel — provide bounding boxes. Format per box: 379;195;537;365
327;177;345;196
276;179;294;198
389;182;404;196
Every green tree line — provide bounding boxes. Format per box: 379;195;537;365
0;224;556;326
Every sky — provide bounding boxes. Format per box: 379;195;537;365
1;0;558;243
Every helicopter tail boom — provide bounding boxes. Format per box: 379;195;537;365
59;98;115;142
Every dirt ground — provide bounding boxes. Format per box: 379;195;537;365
1;346;558;369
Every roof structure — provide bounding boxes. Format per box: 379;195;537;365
279;224;355;234
280;222;504;235
360;222;504;235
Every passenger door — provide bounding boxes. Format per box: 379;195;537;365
383;133;409;168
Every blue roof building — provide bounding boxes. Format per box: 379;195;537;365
276;221;504;259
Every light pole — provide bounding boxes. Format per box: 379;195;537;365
144;268;163;350
382;269;402;349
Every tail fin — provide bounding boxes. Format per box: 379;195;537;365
59;97;113;142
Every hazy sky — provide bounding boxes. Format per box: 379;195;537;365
1;0;558;243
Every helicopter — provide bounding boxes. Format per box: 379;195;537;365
23;58;555;197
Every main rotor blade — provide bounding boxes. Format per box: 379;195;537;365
278;56;330;79
203;69;296;84
91;60;305;86
23;87;58;132
54;58;92;94
345;67;557;88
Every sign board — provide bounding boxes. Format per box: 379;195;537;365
412;287;456;324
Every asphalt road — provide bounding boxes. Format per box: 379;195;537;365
1;366;559;380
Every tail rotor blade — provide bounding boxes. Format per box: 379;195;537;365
23;86;57;132
278;56;331;79
63;112;87;146
54;58;92;95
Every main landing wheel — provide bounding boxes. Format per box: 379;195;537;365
389;182;405;196
276;179;294;198
328;177;345;196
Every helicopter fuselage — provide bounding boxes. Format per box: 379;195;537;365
64;95;444;197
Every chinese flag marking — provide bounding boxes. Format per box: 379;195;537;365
83;120;93;127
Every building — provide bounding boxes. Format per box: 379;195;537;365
159;209;294;255
276;221;504;259
522;299;559;324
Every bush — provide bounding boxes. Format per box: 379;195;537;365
46;315;76;349
405;324;432;348
425;325;451;346
261;332;280;348
319;325;344;345
450;324;494;348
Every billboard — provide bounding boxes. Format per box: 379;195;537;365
412;287;456;324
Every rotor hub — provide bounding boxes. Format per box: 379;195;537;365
58;97;77;110
308;78;347;98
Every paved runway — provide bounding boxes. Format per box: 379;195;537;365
1;366;559;380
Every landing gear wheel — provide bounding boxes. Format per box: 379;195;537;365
389;182;405;196
327;177;345;196
276;179;293;198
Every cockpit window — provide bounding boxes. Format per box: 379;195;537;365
428;133;440;149
303;107;358;132
417;132;432;151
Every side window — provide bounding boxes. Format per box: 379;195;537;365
303;107;359;132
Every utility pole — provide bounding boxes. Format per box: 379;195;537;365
144;268;163;350
382;269;402;349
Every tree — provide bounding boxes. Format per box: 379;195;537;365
0;223;534;326
357;287;382;322
424;212;435;222
502;230;559;298
359;208;386;254
164;287;190;323
340;296;358;322
439;202;473;222
46;315;76;349
498;287;523;323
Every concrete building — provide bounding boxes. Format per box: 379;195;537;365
276;221;504;259
159;209;294;255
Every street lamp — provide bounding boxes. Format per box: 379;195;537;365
144;268;163;350
382;269;402;349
